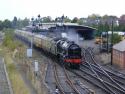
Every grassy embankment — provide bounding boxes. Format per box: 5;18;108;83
0;29;30;94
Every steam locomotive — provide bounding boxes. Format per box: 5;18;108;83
15;30;82;69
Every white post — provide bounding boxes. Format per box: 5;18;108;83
34;60;39;77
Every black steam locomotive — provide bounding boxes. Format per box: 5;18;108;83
15;30;82;69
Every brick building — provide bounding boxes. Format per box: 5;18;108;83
113;40;125;68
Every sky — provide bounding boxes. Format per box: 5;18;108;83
0;0;125;20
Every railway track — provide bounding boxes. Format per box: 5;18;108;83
81;63;125;94
45;57;90;94
53;63;81;94
0;58;12;94
53;64;65;94
86;63;125;87
86;47;125;85
104;65;125;78
71;69;110;94
44;55;92;94
82;47;125;94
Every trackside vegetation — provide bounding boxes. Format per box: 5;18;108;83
2;29;19;51
0;29;30;94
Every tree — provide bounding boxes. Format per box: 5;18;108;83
55;16;71;23
77;18;84;25
42;16;52;23
22;17;29;27
2;19;12;28
118;15;125;31
12;16;17;28
71;17;78;23
95;23;104;36
64;16;71;22
104;22;110;31
111;34;122;44
16;19;23;29
16;18;30;29
88;14;101;20
0;20;3;30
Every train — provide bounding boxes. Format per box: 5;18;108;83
15;30;82;69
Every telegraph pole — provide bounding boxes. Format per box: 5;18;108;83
111;21;113;65
96;19;101;52
61;15;64;31
107;30;109;53
31;17;34;49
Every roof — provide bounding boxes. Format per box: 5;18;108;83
113;40;125;51
41;23;96;30
62;23;96;30
26;23;96;31
57;22;78;26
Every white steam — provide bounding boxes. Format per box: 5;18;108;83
61;33;67;38
61;29;82;45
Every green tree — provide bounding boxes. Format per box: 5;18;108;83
71;17;78;23
77;18;84;25
16;19;23;29
2;19;12;28
12;16;18;28
104;22;110;31
16;18;29;29
0;20;3;30
64;16;71;22
96;22;104;36
109;33;122;44
88;14;101;20
22;17;29;27
42;16;52;23
111;33;122;44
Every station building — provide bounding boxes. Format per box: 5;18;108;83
34;23;96;40
113;40;125;68
50;23;96;40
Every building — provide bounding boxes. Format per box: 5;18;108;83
113;40;125;68
42;23;96;40
25;23;96;41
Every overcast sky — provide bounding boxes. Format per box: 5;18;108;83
0;0;125;20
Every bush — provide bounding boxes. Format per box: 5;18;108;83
2;29;18;51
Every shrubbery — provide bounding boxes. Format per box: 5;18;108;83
2;29;22;51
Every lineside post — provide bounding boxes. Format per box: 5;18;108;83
111;21;113;65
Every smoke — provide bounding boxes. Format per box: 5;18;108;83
61;29;82;45
61;33;67;38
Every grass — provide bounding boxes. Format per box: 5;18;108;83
2;47;30;94
0;29;48;94
0;29;30;94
